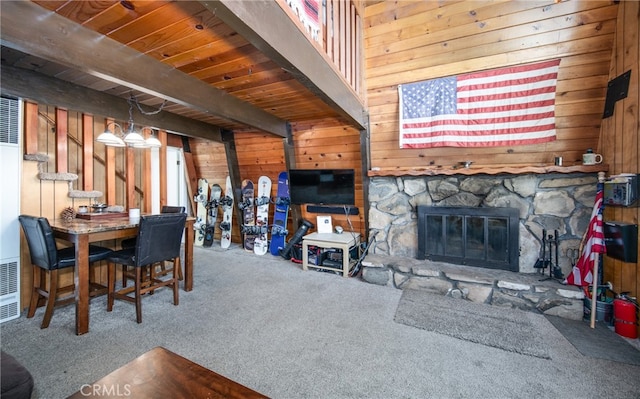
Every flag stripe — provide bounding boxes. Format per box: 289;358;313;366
402;123;557;138
403;110;556;128
399;59;561;148
564;182;606;287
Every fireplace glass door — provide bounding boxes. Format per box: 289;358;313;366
418;206;519;271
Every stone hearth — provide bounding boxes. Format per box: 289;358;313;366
361;254;584;320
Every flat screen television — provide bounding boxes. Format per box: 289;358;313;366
289;169;355;206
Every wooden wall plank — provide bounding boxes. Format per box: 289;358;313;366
55;108;68;173
142;128;152;213
126;147;135;209
159;129;168;208
82;114;94;191
23;101;39;155
105;118;117;205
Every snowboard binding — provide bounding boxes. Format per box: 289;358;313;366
241;225;268;235
237;198;253;211
206;198;220;209
271;225;288;236
255;195;270;206
219;196;233;208
272;196;290;206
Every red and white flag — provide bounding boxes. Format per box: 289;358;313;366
564;181;606;286
398;59;561;148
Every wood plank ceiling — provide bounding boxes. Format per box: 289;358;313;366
0;0;366;140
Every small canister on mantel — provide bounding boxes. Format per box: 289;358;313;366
554;156;563;166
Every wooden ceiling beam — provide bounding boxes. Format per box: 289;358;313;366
0;1;288;137
1;65;223;142
201;0;368;130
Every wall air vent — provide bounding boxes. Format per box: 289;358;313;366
0;96;20;144
0;260;20;323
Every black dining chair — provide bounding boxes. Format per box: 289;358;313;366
107;213;186;323
18;215;113;329
120;206;186;283
120;206;185;249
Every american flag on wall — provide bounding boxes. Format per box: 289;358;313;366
398;59;561;148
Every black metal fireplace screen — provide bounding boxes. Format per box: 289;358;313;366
417;206;520;272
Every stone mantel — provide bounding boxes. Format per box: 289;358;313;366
368;164;608;177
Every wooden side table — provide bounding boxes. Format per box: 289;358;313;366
302;232;360;278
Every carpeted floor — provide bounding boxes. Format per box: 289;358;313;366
394;289;551;359
2;244;640;399
546;315;640;366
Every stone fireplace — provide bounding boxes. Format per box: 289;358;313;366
367;173;600;276
361;172;600;319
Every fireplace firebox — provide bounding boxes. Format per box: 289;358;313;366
417;206;520;272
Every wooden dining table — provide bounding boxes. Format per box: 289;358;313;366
50;215;195;335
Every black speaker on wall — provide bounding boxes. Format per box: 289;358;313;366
602;70;631;118
603;221;638;263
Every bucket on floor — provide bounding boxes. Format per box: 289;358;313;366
613;298;638;339
583;297;614;325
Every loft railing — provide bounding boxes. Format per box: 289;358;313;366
280;0;364;99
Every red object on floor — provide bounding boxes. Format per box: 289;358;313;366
613;298;638;339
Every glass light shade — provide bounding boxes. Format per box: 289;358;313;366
96;131;126;147
123;127;146;145
131;141;150;149
96;120;161;148
145;135;162;148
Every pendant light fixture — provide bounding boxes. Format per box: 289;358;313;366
96;94;165;148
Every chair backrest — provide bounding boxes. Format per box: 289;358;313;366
18;215;59;270
161;206;185;214
134;213;187;267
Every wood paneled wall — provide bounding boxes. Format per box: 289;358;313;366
600;0;639;336
19;104;152;306
364;0;619;171
191;135;242;244
291;118;365;235
191;116;366;242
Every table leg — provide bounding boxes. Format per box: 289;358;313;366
75;235;90;335
341;243;349;278
302;240;309;271
184;221;194;292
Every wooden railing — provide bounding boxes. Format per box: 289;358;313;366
280;0;364;99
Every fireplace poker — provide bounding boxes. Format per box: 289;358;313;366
540;231;563;281
534;229;547;271
539;231;556;281
552;230;563;279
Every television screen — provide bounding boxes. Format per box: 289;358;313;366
289;169;355;205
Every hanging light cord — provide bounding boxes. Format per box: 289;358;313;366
128;93;167;117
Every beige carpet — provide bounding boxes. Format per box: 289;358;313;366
3;245;640;399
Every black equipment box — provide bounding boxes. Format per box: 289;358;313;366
604;221;638;263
